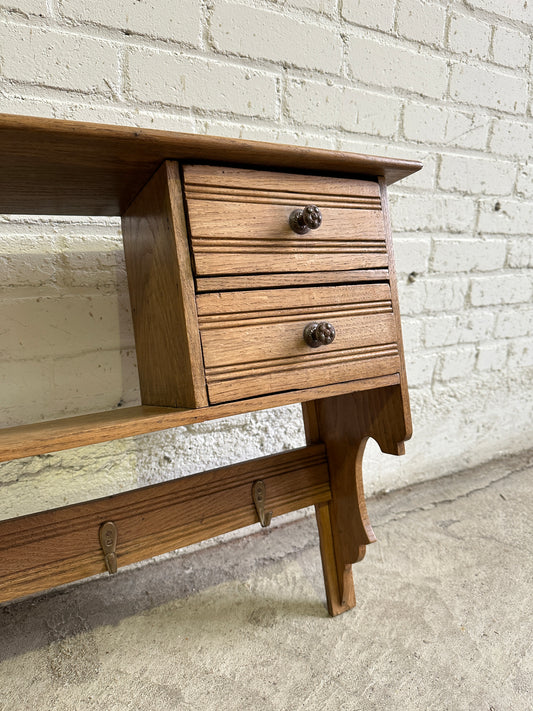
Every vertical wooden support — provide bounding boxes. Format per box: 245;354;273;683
303;385;410;616
121;161;208;409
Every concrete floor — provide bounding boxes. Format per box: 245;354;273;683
1;449;532;711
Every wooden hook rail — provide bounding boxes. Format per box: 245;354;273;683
0;444;330;604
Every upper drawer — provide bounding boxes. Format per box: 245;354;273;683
182;165;388;276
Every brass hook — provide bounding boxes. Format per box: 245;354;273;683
99;521;118;574
252;480;273;528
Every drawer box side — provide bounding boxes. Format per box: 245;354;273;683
122;161;208;409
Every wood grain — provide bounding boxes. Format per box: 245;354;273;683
0;113;421;215
122;161;208;409
197;284;400;403
184;165;388;276
195;269;390;292
0;445;330;603
302;385;410;616
0;374;400;463
379;177;413;438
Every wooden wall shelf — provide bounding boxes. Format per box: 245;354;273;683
0;113;421;615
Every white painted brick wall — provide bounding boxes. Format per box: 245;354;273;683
0;1;531;531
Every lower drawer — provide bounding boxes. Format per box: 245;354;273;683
196;284;401;404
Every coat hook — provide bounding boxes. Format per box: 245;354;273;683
99;521;118;574
252;480;273;528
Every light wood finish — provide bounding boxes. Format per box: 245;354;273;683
303;385;410;616
0;115;417;615
184;165;388;276
379;177;412;437
122;161;208;409
0;445;330;603
195;269;390;292
0;113;422;216
197;284;400;403
0;374;400;463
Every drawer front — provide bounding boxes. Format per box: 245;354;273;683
196;284;401;404
183;165;388;276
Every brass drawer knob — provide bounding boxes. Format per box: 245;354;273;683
289;204;322;234
303;321;336;348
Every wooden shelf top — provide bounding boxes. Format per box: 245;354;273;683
0;374;400;462
0;113;422;216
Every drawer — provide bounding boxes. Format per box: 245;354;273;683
196;283;401;404
183;165;388;277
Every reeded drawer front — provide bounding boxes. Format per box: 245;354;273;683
183;165;388;277
196;284;401;404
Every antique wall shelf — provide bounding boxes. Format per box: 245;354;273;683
0;114;421;615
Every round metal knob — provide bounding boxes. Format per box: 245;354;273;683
303;321;336;348
289;205;322;235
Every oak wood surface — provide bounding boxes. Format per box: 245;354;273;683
0;113;422;215
379;177;413;438
122;161;207;408
0;373;400;463
197;284;400;403
195;269;390;292
0;445;330;603
184;165;388;276
302;385;410;616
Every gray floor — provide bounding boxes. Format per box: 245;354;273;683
1;449;532;711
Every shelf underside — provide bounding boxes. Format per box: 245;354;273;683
0;113;422;216
0;373;399;462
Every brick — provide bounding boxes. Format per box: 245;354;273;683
448;13;491;59
397;279;425;315
341;0;396;31
0;358;52;413
396;0;446;46
507;238;533;268
60;0;201;45
476;342;507;371
495;309;533;338
51;350;126;408
478;200;533;235
0;234;58;287
403;103;447;144
470;274;532;306
438;345;476;381
285;79;401;136
445;112;490;150
402;104;489;150
210;2;342;73
490;120;533;157
0;295;125;360
458;311;496;343
424;314;459;347
393;237;431;275
286;0;337;13
401;317;422;351
0;23;119;94
431;238;506;273
126;49;279;118
450;63;528;113
1;0;47;13
405;351;437;386
423;277;468;313
492;25;530;68
465;0;533;25
347;37;448;99
390;194;476;233
438;154;516;195
508;338;533;369
517;165;533;199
